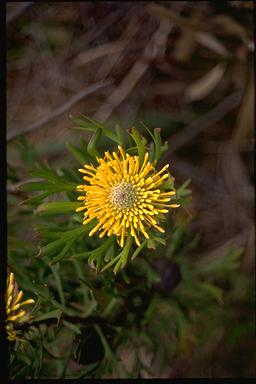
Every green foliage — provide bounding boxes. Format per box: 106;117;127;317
7;118;252;379
18;117;177;274
72;114;121;145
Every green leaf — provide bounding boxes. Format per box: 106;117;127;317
7;162;19;182
100;235;132;274
66;142;91;164
226;320;253;344
72;236;115;260
176;179;192;198
72;114;121;144
140;122;167;163
198;282;223;303
39;227;86;257
40;225;88;240
146;235;166;250
62;320;81;335
87;128;102;157
49;265;65;307
131;240;147;260
29;165;62;183
11;351;32;366
11;365;29;379
113;244;131;274
36;201;81;216
129;127;147;167
134;258;160;287
115;124;126;146
153;128;163;163
21;192;52;205
18;136;38;166
99;253;121;273
50;239;76;265
39;238;67;257
161;174;175;190
94;324;116;361
19;182;77;193
195;246;242;276
33;309;62;323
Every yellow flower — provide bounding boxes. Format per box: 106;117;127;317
76;146;180;247
6;272;35;341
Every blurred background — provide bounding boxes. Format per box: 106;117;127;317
7;1;254;378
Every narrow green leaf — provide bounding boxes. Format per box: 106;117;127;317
33;309;62;323
72;236;115;260
50;239;75;265
39;238;66;257
134;258;160;287
195;247;242;276
7;162;19;182
177;179;191;195
140;122;164;163
163;198;181;205
131;240;147;260
72;114;121;144
62;320;81;335
100;235;132;274
99;253;121;273
153;128;163;163
40;225;88;240
49;265;66;308
115;124;126;146
38;227;86;258
198;282;223;303
21;192;52;205
129;127;147;167
161;175;175;190
94;324;116;361
36;202;81;216
66;142;90;164
20;182;77;192
87;128;102;157
12;365;28;379
11;351;32;366
29;167;61;183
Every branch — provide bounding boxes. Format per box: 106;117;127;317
167;91;243;153
6;2;33;25
7;80;113;142
94;19;173;123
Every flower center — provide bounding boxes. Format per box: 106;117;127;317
110;182;137;209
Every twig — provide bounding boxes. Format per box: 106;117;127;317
6;2;33;25
95;12;143;81
66;8;127;62
71;41;129;68
147;3;209;33
167;91;243;153
94;19;173;123
169;155;214;193
7;81;113;142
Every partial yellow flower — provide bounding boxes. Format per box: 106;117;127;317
6;272;35;341
76;146;180;247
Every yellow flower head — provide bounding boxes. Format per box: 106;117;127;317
76;146;180;247
6;272;35;341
